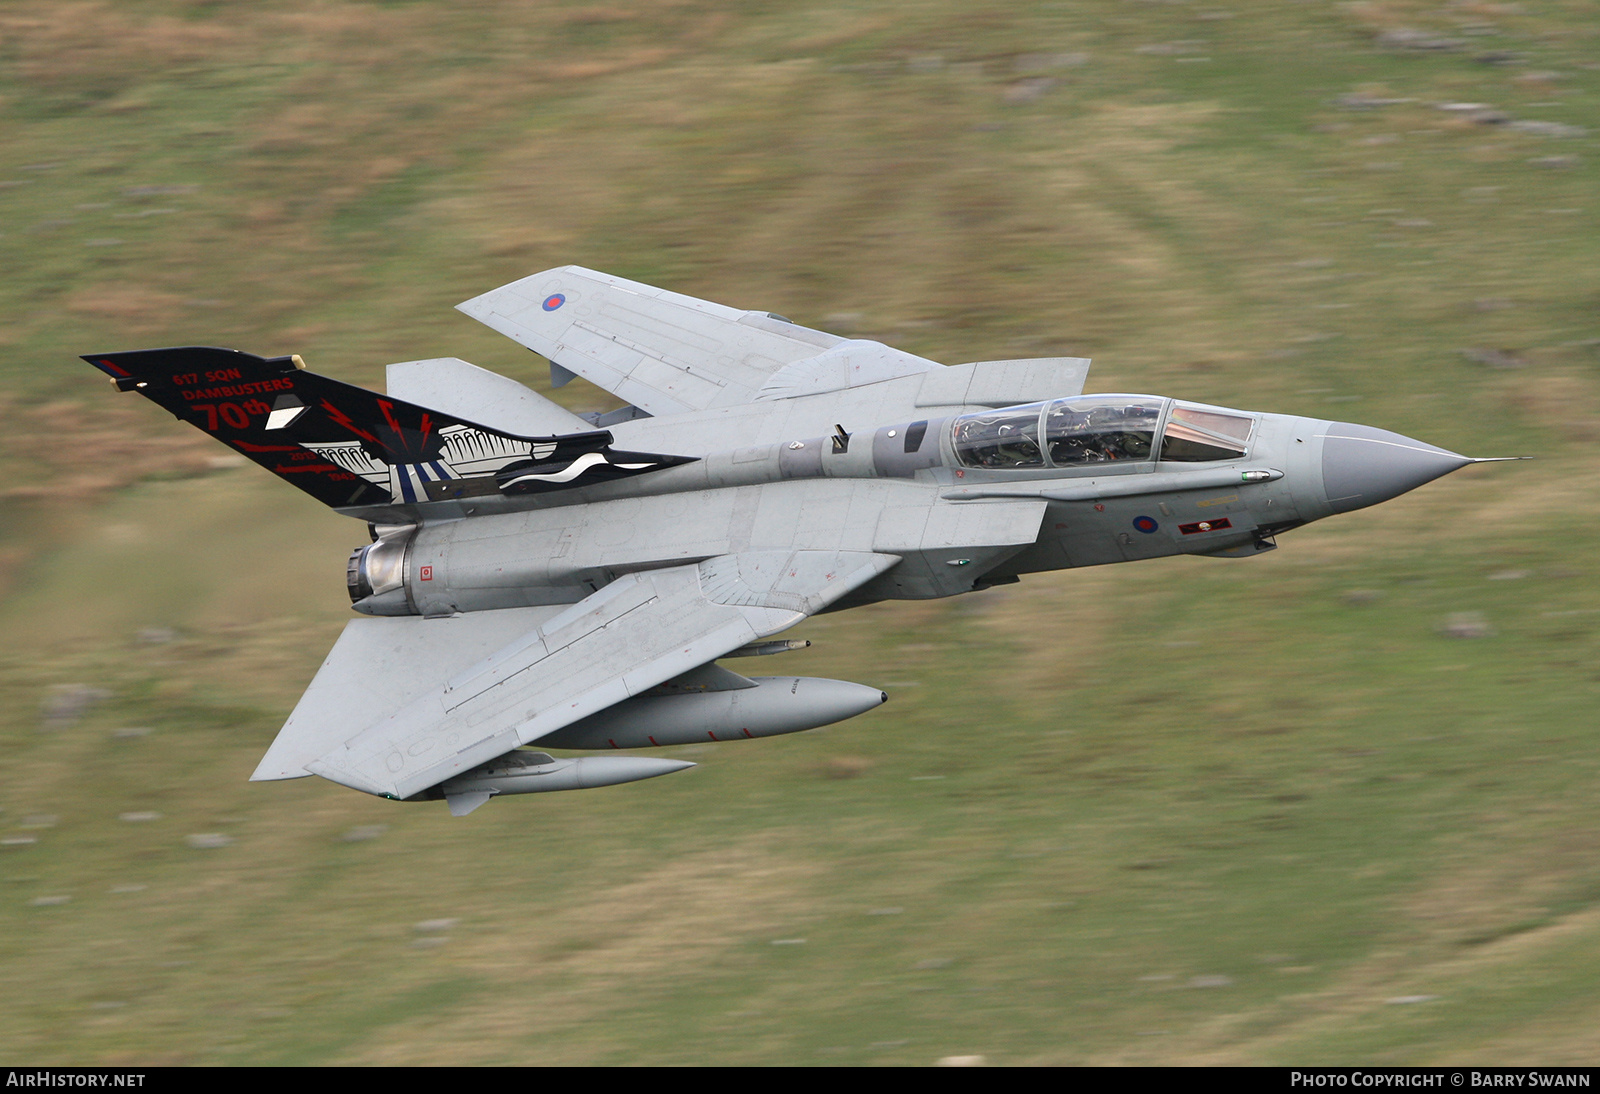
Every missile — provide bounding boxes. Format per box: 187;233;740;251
417;752;696;816
540;675;888;750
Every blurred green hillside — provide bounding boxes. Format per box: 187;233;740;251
1;0;1597;1065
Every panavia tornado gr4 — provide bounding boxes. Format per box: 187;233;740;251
81;267;1514;816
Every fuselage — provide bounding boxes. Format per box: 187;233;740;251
349;387;1470;618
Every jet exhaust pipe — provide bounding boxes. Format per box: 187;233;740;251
348;523;417;615
541;675;888;750
418;752;695;816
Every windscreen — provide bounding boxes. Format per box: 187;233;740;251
1159;405;1254;462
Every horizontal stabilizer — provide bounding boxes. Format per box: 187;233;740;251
385;357;592;437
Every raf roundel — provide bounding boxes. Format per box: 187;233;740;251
1132;515;1160;534
542;293;566;312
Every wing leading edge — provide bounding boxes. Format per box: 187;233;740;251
305;550;901;800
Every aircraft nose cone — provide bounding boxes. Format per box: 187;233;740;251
1321;422;1471;514
799;678;890;723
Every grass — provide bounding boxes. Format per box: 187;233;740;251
0;0;1598;1066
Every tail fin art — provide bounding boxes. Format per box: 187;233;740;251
82;347;691;514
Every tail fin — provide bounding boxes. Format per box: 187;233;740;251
82;346;689;514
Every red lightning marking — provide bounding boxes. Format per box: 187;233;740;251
377;400;408;455
417;412;434;451
272;463;342;474
233;441;303;453
320;399;380;446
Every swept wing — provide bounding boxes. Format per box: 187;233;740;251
456;266;942;415
305;550;900;800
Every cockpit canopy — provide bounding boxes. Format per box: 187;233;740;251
951;396;1254;470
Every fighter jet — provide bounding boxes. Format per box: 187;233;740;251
81;267;1510;815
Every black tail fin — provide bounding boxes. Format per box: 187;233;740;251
82;347;686;513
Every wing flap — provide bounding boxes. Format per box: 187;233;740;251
306;550;899;799
384;357;592;437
